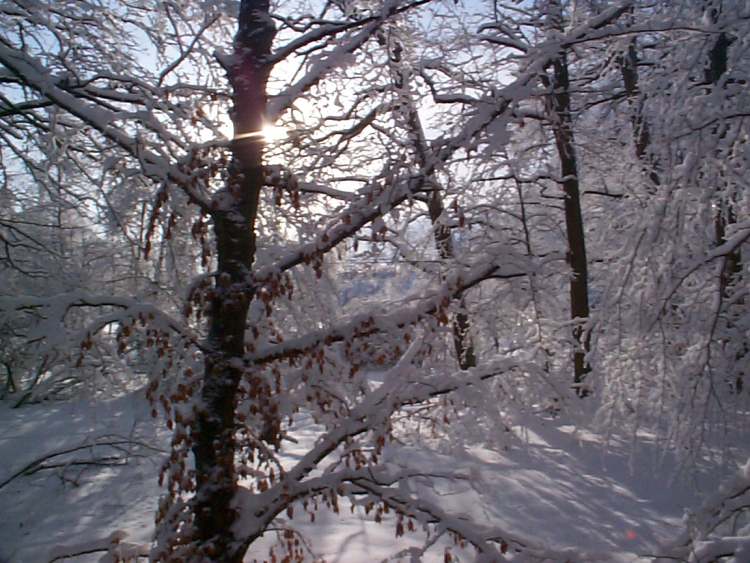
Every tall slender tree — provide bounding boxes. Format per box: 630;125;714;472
541;0;591;396
382;29;477;369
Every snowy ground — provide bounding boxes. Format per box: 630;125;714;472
0;390;741;562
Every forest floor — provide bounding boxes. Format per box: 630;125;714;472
0;388;744;562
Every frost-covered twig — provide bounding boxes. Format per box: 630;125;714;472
344;475;600;563
255;0;635;302
231;352;541;557
0;43;212;212
269;0;434;119
0;438;164;491
249;255;528;365
0;292;201;354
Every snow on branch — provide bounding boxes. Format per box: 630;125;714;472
557;1;635;42
429;2;634;167
650;220;750;322
268;0;434;120
269;0;435;66
0;436;164;491
288;357;532;487
659;459;750;562
248;253;529;365
0;292;200;354
346;477;587;562
258;18;602;287
0;43;212;211
253;166;430;284
231;345;564;560
477;21;530;53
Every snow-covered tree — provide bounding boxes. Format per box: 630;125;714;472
1;0;748;560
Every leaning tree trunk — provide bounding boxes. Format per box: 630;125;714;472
385;34;477;369
191;1;274;560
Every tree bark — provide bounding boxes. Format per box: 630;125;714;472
191;1;274;560
549;56;591;396
542;3;591;396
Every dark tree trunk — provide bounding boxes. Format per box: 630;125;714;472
543;42;591;396
191;1;274;560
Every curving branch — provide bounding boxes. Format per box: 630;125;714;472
0;39;212;212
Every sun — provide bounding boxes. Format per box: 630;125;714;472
260;124;287;142
228;123;287;143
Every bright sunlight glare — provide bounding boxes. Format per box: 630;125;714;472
232;124;287;142
261;124;287;141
